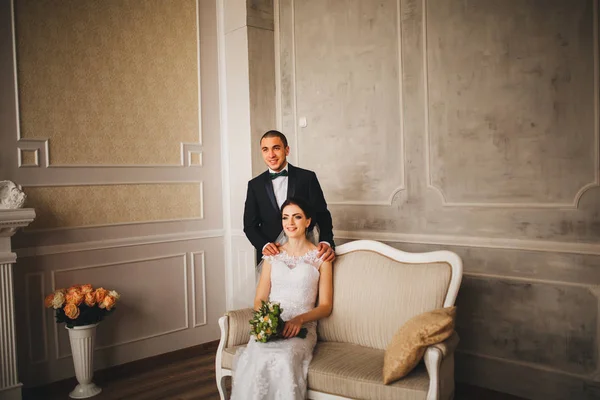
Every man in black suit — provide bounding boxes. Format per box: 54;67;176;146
243;130;335;264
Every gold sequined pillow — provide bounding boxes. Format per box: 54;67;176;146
383;307;456;384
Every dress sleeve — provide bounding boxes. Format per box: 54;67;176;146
307;250;324;270
262;254;276;263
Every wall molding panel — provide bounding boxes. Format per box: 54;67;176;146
190;251;208;327
11;0;203;169
21;183;205;231
51;254;189;360
3;0;212;186
422;0;599;209
16;229;224;258
277;0;406;206
335;229;600;257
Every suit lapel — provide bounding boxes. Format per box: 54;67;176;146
263;172;279;213
287;164;297;199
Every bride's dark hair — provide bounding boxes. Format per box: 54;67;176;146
280;197;314;220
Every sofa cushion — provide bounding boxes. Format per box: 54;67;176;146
308;342;429;400
318;250;452;350
222;344;246;370
383;307;456;384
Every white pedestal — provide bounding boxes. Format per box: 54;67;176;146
0;209;35;400
66;324;102;399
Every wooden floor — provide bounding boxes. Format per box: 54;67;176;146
23;342;525;400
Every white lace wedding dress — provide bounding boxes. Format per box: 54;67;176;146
231;249;323;400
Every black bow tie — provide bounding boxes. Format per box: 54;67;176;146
270;170;288;179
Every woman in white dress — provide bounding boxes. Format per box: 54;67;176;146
231;197;334;400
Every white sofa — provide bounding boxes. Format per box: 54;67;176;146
215;240;463;400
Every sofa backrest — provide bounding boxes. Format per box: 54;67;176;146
317;240;462;350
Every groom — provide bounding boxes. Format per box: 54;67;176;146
243;130;335;264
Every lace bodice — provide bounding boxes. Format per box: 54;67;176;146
263;249;322;322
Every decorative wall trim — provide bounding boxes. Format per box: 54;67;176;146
52;254;189;359
274;0;282;131
18;148;39;168
23;216;205;235
16;139;47;167
216;0;235;312
190;251;208;327
335;229;600;256
195;0;203;148
14;140;205;169
24;272;48;364
0;209;36;238
16;229;225;258
10;0;204;169
278;0;406;205
0;253;16;264
290;0;299;165
422;0;600;209
21;182;205;231
464;271;593;289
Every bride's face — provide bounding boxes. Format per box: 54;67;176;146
282;204;311;238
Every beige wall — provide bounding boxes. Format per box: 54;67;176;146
277;0;600;399
1;0;226;387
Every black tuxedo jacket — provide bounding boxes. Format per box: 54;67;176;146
243;164;334;261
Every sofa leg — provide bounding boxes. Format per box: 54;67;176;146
216;371;228;400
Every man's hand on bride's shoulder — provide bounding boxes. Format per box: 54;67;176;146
317;242;335;262
262;242;281;256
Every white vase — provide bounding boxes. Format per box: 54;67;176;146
66;323;102;399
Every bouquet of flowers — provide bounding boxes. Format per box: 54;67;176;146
250;300;307;343
44;284;120;328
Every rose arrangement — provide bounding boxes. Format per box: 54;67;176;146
250;300;307;343
44;284;120;328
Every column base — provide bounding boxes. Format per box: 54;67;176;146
0;383;22;400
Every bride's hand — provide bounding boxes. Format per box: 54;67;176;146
283;316;303;338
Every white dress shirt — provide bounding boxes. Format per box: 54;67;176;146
269;164;289;210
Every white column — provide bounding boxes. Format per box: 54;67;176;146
0;209;35;400
218;0;259;311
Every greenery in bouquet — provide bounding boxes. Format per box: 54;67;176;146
44;284;120;328
250;300;307;343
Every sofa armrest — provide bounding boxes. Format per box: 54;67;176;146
225;308;254;348
429;331;459;358
423;331;459;400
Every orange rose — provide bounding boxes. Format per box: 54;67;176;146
84;291;96;307
63;303;80;319
66;290;84;306
44;293;54;308
100;295;116;311
67;285;81;294
95;288;108;303
80;284;93;294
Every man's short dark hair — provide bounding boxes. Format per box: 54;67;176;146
261;130;288;148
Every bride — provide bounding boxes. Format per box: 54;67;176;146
231;197;334;399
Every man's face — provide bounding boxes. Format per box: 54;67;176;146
261;136;289;172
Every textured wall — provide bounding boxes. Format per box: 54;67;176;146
278;0;600;398
15;0;199;166
23;184;202;230
1;0;226;387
